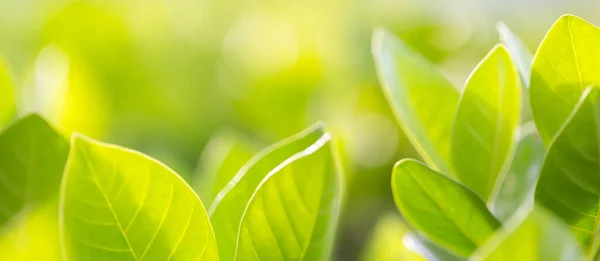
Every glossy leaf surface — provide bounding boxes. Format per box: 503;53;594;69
392;159;500;256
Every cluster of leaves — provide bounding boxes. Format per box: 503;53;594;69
4;10;600;261
373;14;600;260
0;114;342;260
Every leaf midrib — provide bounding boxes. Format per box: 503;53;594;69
404;167;480;250
566;17;584;90
80;148;139;261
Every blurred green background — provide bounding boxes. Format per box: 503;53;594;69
1;0;599;259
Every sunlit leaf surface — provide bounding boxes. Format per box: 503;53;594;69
235;132;340;260
530;15;600;145
535;88;600;258
209;123;325;261
451;45;520;201
392;159;500;256
60;135;217;260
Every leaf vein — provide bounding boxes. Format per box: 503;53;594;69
81;148;139;260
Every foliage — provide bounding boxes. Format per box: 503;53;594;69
375;14;600;261
0;115;341;260
2;8;600;261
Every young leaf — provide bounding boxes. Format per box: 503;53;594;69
192;130;259;206
489;125;545;222
235;132;340;260
530;15;600;145
470;206;586;261
372;28;459;176
209;123;326;261
60;135;218;260
497;22;533;87
392;159;501;257
0;114;69;261
535;88;600;257
451;45;520;201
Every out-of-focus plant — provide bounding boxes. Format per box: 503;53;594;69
375;14;600;261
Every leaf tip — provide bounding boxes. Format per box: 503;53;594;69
371;27;388;56
490;43;510;58
307;121;328;135
69;133;108;155
557;13;583;22
391;158;423;185
495;22;512;42
22;112;45;122
393;158;420;170
70;132;89;145
495;21;508;32
550;14;596;32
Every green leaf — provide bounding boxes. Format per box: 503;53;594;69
497;22;534;122
530;14;600;145
497;22;533;87
470;206;586;261
0;58;15;127
60;134;218;260
490;124;545;222
372;28;459;176
451;44;520;201
535;88;600;258
0;114;69;261
235;132;340;260
0;114;69;226
192;130;259;206
359;214;424;261
392;159;501;256
208;123;326;261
